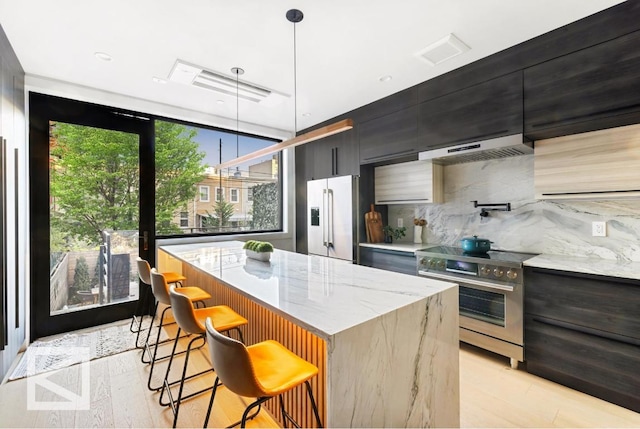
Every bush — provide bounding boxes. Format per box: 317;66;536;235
243;240;274;253
73;256;91;291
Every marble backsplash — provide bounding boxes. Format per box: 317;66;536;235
388;154;640;262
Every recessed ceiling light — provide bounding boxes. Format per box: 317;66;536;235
379;75;392;82
94;52;112;62
216;100;225;104
302;112;311;117
152;77;167;84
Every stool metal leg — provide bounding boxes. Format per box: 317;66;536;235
159;333;213;428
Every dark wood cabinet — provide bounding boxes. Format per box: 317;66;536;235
524;267;640;413
524;30;640;140
359;106;418;164
359;247;416;276
300;128;358;180
417;71;523;149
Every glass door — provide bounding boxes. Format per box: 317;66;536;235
29;93;154;339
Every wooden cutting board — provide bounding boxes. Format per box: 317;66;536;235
365;204;384;243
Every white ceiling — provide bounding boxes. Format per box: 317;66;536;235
0;0;626;138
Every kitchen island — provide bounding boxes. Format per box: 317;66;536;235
158;241;459;428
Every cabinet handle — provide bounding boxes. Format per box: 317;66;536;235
377;198;429;203
362;148;415;162
541;189;640;196
532;315;640;347
333;147;338;175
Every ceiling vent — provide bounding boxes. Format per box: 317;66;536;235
168;60;288;107
415;33;470;66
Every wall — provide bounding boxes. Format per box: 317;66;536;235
0;23;26;380
389;155;640;262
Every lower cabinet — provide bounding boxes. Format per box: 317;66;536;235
359;247;416;276
524;267;640;413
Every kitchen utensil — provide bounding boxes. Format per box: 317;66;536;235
460;235;493;253
365;204;384;243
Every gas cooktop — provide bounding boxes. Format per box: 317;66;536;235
418;245;537;265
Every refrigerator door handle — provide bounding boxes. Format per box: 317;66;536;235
322;188;328;247
327;188;334;248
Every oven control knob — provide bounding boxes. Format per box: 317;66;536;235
506;269;518;280
420;258;428;267
436;259;445;269
493;267;505;278
480;265;492;276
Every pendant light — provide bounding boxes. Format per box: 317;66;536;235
232;66;243;178
216;9;353;170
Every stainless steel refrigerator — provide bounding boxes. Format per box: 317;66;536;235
307;175;358;262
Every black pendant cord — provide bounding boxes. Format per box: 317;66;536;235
286;9;304;137
293;20;298;136
236;70;239;174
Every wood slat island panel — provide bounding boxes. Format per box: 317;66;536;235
182;263;326;428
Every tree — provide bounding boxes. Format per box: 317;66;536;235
204;198;235;229
50;121;206;245
73;256;91;292
251;182;279;230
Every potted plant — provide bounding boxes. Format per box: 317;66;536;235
243;240;274;262
382;226;406;243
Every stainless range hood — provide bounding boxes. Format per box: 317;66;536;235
418;133;533;165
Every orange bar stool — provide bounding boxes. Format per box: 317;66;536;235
145;268;211;391
132;257;187;350
203;317;323;429
159;283;248;428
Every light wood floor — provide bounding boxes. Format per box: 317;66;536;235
1;323;640;428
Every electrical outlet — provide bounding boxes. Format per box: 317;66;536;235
397;218;403;228
592;221;607;237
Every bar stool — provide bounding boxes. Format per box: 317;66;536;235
160;283;248;428
132;257;187;350
203;317;323;429
145;268;212;391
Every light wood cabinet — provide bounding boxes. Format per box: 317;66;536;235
534;123;640;199
374;160;443;204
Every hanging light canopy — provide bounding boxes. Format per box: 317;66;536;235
216;8;353;170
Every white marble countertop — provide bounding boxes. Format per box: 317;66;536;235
524;254;640;281
159;241;457;339
359;242;433;254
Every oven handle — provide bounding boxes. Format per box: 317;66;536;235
418;270;515;292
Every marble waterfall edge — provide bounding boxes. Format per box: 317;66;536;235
326;287;460;428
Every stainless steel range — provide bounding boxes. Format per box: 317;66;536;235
416;245;537;368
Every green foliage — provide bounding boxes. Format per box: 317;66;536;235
204;197;235;228
251;182;279;230
73;256;91;292
383;225;407;240
243;240;274;253
50;121;206;245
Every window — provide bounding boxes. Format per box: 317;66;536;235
199;186;210;202
215;187;224;202
154;119;282;236
180;212;189;227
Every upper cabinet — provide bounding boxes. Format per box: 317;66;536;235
417;71;523;149
374;160;443;205
524;30;640;140
534;123;640;199
299;127;358;181
359;106;418;164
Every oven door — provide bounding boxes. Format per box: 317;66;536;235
419;271;523;346
459;280;522;346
